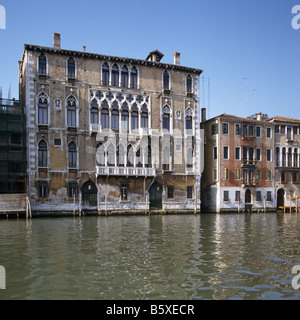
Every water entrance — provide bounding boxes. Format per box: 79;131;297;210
149;182;162;210
81;179;97;207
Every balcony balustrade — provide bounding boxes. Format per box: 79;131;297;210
96;166;156;177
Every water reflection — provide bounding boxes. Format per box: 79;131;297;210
0;213;299;300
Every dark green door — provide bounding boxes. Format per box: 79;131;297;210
149;182;162;210
81;180;97;207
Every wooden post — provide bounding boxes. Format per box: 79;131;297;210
296;195;298;214
290;196;292;214
284;194;286;214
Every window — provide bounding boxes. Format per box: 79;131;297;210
223;146;229;160
163;71;170;90
111;64;119;86
130;67;137;89
186;75;192;93
121;66;128;88
235;124;241;136
111;101;119;130
185;108;193;131
256;126;261;138
275;125;279;134
213;168;218;180
136;147;142;167
131;103;138;131
101;101;109;129
256;170;261;181
11;133;21;145
294;126;298;135
54;139;61;146
38;181;49;198
117;144;125;167
38;54;47;75
121;102;129;131
223;190;229;202
256;191;262;202
121;185;128;201
222;123;229;134
167;186;174;199
213;147;218;160
68;141;77;168
267;127;272;138
38;140;47;168
267;149;272;162
294;148;298;168
68;182;78;198
38;92;49;125
187;186;193;199
141;104;148;129
67;57;75;78
256;148;261;161
162;105;170;131
212;123;218;135
96;143;105;166
267;191;272;202
281;125;286;134
235;191;240;202
90;99;99;124
235;168;241;180
162;147;170;171
266;170;272;181
67;95;77;127
223;168;229;180
235;147;240;160
144;145;152;168
186;147;193;169
102;63;110;85
127;145;134;167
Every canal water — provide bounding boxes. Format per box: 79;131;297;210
0;213;300;300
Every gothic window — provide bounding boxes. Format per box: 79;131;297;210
38;53;47;75
68;141;77;168
131;103;138;131
107;143;115;166
186;75;192;93
130;67;137;89
162;105;170;131
67;57;76;78
136;147;142;167
117;144;125;167
141;104;148;129
127;144;134;167
102;63;110;85
294;148;298;168
90;99;99;124
282;147;286;167
67;95;77;127
121;66;128;88
38;140;47;168
96;143;105;166
275;147;280;167
163;71;170;90
144;145;152;168
38;92;49;125
101;100;109;129
111;101;119;130
111;64;119;86
121;102;129;131
185;107;193;130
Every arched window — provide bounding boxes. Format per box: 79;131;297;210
102;63;110;85
117;144;125;167
275;147;280;167
121;102;129;131
101;100;109;129
185;108;193;130
68;141;77;168
90;99;99;124
131;103;138;131
186;147;193;169
111;64;119;86
67;57;75;78
38;92;49;125
38;54;47;75
111;101;119;130
136;147;142;167
107;144;115;166
288;148;292;167
38;140;47;168
282;147;286;167
186;75;192;93
294;148;298;168
96;142;105;166
130;67;137;89
163;71;170;90
121;66;128;88
67;95;77;127
144;145;152;168
141;104;148;129
162;105;170;131
127;144;134;167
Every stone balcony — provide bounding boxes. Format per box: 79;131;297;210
96;166;156;177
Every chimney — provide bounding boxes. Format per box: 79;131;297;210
53;33;61;49
174;52;181;65
257;112;261;121
201;108;206;123
83;46;86;52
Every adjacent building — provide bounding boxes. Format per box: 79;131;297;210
19;33;204;214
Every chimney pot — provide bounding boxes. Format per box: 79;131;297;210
53;33;61;49
174;52;181;65
83;46;86;52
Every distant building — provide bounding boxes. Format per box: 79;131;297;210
19;33;204;214
201;112;276;213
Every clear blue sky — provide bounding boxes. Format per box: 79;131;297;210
1;0;300;119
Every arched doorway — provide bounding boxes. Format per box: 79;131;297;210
245;189;252;212
81;179;97;207
149;182;163;210
277;188;285;210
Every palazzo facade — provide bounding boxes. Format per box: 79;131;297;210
19;33;204;214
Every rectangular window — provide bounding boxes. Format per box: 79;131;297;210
38;104;48;125
235;124;241;136
256;191;262;202
287;126;292;140
54;139;61;146
213;168;217;181
275;125;279;134
121;185;128;201
211;123;218;135
266;127;272;138
267;170;272;181
281;125;285;134
11;133;21;145
67;107;76;127
223;190;229;202
256;126;261;138
256;170;261;181
167;186;174;199
38;181;49;198
235;191;240;202
68;182;78;198
294;126;298;135
187;186;193;199
267;149;272;161
267;191;272;202
223;146;229;160
222;123;229;135
235;147;240;160
223;168;229;180
256;148;261;161
213;147;218;160
235;168;241;180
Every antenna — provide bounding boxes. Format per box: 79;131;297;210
242;77;248;109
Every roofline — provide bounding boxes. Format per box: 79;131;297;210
204;113;274;124
23;44;204;75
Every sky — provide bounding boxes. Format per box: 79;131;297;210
0;0;300;119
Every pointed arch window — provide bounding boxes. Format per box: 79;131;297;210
67;95;77;127
68;141;77;168
275;147;280;167
96;142;105;166
282;147;286;167
144;145;152;168
101;100;109;129
121;102;129;131
38;140;47;168
186;75;192;93
121;66;128;88
185;108;193;130
130;67;137;89
111;101;119;130
294;148;298;168
163;71;170;90
117;144;125;167
162;105;170;131
38;92;49;125
131;103;138;131
67;57;76;78
136;147;142;167
107;144;115;166
38;53;47;75
127;144;134;167
112;64;119;86
141;104;148;129
90;99;99;124
102;63;110;85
